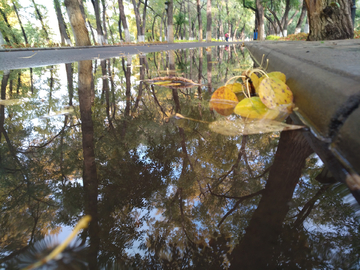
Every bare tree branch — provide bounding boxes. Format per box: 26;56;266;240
218;189;264;227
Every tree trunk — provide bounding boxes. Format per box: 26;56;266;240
65;63;73;105
101;0;108;44
217;1;224;40
197;0;202;41
117;0;130;42
240;23;245;40
91;0;105;44
188;1;193;40
167;0;174;42
65;0;91;46
255;0;265;40
131;0;143;42
304;0;354;40
54;0;72;45
295;0;307;34
0;70;9;142
106;17;115;44
31;0;50;43
142;0;148;41
12;1;28;44
206;0;212;42
281;0;291;37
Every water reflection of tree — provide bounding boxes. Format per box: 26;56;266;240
0;47;359;269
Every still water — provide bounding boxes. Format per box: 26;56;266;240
0;45;359;269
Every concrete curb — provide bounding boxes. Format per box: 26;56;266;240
245;40;360;179
0;41;242;70
0;41;240;53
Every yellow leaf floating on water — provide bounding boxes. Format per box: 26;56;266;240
250;73;260;91
228;82;244;94
268;71;286;83
209;118;304;136
234;97;279;120
144;76;200;88
258;77;294;113
152;80;172;85
210;86;239;116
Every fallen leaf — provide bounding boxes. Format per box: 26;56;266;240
210;86;239;116
234;97;279;120
209;118;304;136
144;76;200;88
268;71;286;83
258;77;294;113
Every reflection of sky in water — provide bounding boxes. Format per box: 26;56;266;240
1;46;360;269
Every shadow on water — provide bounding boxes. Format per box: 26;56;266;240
0;45;360;269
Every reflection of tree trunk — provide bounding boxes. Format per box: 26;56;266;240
122;58;131;117
0;70;10;143
101;60;110;122
206;48;212;92
230;129;313;269
108;59;117;122
65;63;74;105
77;60;99;270
48;69;54;114
197;48;203;99
133;57;145;112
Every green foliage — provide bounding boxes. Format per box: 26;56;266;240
266;35;281;40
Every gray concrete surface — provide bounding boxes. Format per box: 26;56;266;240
0;41;240;70
245;39;360;180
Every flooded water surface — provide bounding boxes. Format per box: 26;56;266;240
0;45;359;269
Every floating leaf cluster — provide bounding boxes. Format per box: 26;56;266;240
209;68;303;136
144;76;200;88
